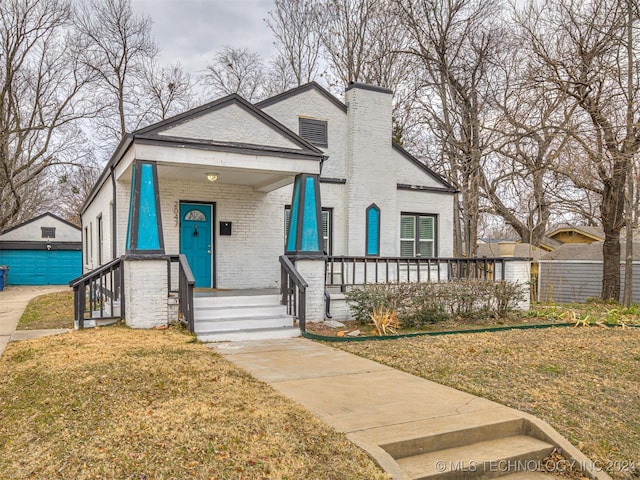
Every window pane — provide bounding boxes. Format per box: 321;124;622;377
400;215;414;239
322;210;329;253
418;241;434;257
184;210;206;221
418;216;434;240
284;208;291;238
400;240;414;257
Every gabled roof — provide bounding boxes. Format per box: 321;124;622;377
81;93;325;214
546;225;605;242
256;81;347;113
543;240;640;261
392;143;457;191
134;93;324;156
0;212;80;236
259;82;455;192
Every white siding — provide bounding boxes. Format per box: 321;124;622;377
0;214;81;243
81;179;114;271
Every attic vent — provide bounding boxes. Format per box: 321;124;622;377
299;118;328;147
41;227;56;238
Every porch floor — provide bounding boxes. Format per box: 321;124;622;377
193;288;279;298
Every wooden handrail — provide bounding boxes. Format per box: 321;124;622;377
279;255;308;331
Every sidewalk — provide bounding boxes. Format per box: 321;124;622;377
0;285;71;357
211;338;610;480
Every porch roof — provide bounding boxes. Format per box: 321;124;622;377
82;94;324;213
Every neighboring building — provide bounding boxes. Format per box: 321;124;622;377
542;225;604;249
0;212;82;285
539;241;640;303
77;82;465;336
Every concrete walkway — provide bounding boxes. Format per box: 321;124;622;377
0;285;71;357
212;338;610;480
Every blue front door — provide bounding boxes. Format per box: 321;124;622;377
180;203;213;288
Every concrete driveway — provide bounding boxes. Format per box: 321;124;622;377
0;285;71;357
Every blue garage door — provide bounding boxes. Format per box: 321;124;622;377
0;250;82;285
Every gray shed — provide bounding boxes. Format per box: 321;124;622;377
538;241;640;303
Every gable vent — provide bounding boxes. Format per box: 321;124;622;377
299;118;328;147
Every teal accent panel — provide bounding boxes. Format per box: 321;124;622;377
301;176;320;251
137;163;160;250
0;250;81;285
126;165;136;251
366;205;380;255
180;203;213;288
286;177;301;252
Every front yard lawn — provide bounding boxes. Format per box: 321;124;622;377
0;326;388;480
17;290;74;330
332;326;640;479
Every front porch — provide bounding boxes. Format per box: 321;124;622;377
71;253;532;341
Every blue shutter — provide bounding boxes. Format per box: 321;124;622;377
366;204;380;256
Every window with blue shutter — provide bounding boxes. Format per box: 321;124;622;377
366;204;380;256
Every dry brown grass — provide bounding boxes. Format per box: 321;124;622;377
17;291;74;330
0;326;388;480
332;327;640;479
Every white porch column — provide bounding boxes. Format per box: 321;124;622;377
504;259;531;310
295;259;326;322
122;160;170;328
123;257;168;328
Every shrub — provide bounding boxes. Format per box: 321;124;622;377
345;279;526;329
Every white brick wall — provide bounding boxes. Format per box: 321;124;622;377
160;103;301;150
295;258;326;323
261;88;348;179
123;258;168;328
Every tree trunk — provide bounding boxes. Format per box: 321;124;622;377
600;162;626;301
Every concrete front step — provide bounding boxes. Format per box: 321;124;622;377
381;417;527;459
195;303;288;320
196;326;300;342
194;314;294;333
193;294;281;309
193;293;298;342
397;435;555;480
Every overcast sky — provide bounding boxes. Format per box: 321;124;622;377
131;0;276;78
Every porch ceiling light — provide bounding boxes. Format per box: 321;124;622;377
206;172;219;182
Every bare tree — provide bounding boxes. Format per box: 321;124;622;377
266;0;324;86
319;0;377;86
398;0;503;256
54;153;102;225
201;46;266;102
74;0;157;144
139;60;195;123
0;0;94;231
484;35;578;246
518;0;640;301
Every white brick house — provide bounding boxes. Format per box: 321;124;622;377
78;82;459;336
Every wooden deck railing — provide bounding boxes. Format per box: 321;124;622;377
69;257;124;329
168;254;195;333
279;255;308;331
325;256;507;291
